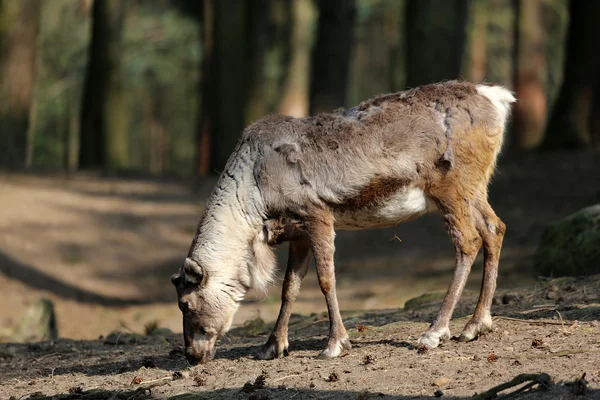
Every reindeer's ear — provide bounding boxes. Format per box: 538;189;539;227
182;257;204;285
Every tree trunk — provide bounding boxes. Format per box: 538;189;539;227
210;0;247;172
0;0;41;168
309;0;356;115
485;0;516;88
347;0;405;106
543;0;600;149
193;0;213;176
244;0;270;124
513;0;547;149
592;83;600;150
79;0;128;170
543;0;569;110
195;0;247;175
65;82;80;172
463;0;488;82
278;0;315;118
405;0;469;88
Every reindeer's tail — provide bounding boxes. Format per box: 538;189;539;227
475;84;516;179
476;84;516;130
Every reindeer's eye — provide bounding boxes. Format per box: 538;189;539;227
184;279;198;289
171;274;182;287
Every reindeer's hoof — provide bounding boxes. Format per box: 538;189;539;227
255;335;289;360
417;327;451;349
458;314;493;342
317;336;351;359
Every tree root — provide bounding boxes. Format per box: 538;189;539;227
473;373;552;400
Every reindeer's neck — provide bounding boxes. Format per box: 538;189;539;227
188;152;276;292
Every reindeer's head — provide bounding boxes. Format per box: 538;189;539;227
172;216;303;364
171;257;241;365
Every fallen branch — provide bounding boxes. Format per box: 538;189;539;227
473;373;552;400
518;307;556;314
493;316;568;326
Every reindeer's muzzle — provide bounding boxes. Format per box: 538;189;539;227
184;329;217;365
185;343;215;365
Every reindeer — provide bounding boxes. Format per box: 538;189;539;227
171;81;516;365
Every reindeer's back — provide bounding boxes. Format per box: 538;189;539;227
247;81;510;216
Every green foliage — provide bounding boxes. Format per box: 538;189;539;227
32;1;200;176
33;0;90;169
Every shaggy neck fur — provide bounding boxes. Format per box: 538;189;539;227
188;143;277;295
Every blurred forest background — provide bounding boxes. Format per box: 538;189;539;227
1;0;599;176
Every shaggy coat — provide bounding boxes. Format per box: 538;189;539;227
174;80;516;364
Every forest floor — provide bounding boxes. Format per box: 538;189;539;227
0;149;599;399
1;277;599;399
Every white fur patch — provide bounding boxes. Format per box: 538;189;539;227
476;84;516;127
334;187;435;230
248;235;277;292
376;187;430;220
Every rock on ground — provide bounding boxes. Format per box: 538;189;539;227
534;204;600;277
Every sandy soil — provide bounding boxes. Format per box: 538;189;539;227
0;149;599;398
1;275;599;399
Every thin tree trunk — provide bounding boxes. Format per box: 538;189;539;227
79;0;128;170
486;0;515;88
210;0;247;172
405;0;469;88
348;0;404;106
513;0;547;149
245;0;270;124
194;0;213;176
66;83;80;172
543;0;600;149
592;83;600;150
464;0;488;83
309;0;356;115
195;0;247;175
543;0;569;110
0;0;41;168
278;0;315;118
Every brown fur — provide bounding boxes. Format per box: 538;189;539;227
334;177;409;211
178;81;515;363
251;81;514;357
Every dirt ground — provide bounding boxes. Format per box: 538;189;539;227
0;149;599;398
1;276;599;399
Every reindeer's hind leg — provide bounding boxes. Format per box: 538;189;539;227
418;194;482;349
459;196;505;342
257;236;312;360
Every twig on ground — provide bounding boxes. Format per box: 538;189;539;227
134;376;172;386
519;307;556;314
493;316;567;326
272;372;310;383
555;310;565;330
294;319;329;331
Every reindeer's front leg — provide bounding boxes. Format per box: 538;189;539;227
257;236;312;360
306;209;351;359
